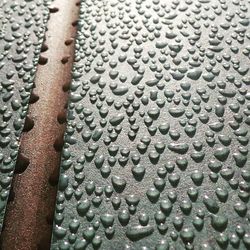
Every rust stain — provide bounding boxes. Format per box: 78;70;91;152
0;0;79;249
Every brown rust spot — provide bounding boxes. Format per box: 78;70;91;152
61;55;70;64
29;91;39;104
14;153;30;174
23;116;35;132
41;43;48;53
65;38;74;46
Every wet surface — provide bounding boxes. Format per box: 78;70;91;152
0;0;52;231
0;0;79;249
51;0;250;249
0;0;250;249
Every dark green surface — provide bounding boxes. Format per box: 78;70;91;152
0;0;52;231
52;0;250;249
